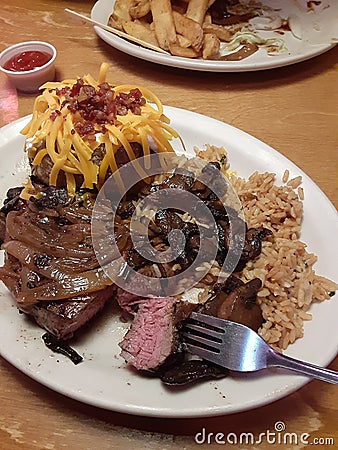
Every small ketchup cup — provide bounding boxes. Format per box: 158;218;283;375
0;41;56;93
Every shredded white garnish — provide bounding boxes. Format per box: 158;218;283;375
220;31;287;56
218;0;338;59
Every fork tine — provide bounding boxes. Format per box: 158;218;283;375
183;342;221;366
189;312;226;330
184;322;223;341
182;331;221;351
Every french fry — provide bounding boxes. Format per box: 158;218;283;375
122;20;159;47
203;13;212;25
172;11;203;51
177;34;192;48
203;23;232;42
108;0;248;60
185;0;209;26
202;33;220;59
171;0;188;15
150;0;177;50
130;0;151;20
169;42;201;58
109;0;135;30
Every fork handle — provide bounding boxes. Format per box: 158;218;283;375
269;351;338;384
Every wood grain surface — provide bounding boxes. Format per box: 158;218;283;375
0;1;337;449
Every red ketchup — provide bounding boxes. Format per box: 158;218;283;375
3;51;52;72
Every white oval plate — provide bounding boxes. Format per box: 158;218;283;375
91;0;337;72
0;109;337;418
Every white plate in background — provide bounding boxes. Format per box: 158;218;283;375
91;0;337;72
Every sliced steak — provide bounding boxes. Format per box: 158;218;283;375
119;296;177;370
115;288;144;315
28;285;115;340
117;286;198;371
0;185;116;341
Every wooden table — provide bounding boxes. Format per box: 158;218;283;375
0;1;337;449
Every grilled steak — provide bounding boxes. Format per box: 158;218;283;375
0;263;114;342
0;157;270;379
119;295;177;370
29;286;115;340
0;185;115;340
116;287;197;371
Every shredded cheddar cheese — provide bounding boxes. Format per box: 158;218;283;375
20;63;183;197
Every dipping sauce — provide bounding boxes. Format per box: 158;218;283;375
219;43;258;61
3;50;52;72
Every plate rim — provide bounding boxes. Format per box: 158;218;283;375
0;110;337;418
91;0;336;73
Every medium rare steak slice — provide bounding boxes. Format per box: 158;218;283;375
28;285;115;340
119;296;177;370
115;288;144;315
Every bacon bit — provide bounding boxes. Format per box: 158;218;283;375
50;110;61;121
56;86;71;97
86;134;97;143
74;121;95;137
70;79;83;97
54;78;146;137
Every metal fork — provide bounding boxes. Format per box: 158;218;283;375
183;312;338;384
